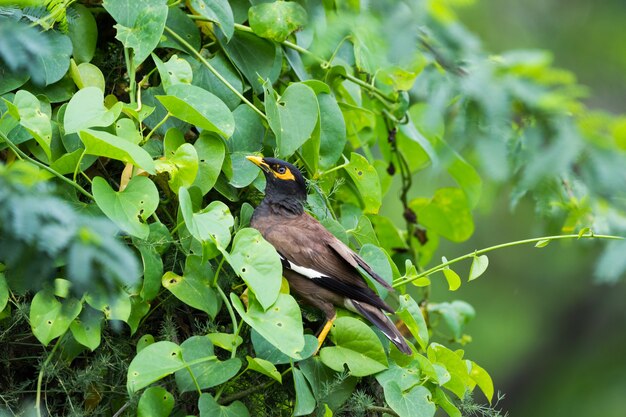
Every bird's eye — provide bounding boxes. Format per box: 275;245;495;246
277;166;286;174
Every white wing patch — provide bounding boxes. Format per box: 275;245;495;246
280;254;329;280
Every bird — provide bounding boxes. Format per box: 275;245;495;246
246;155;412;355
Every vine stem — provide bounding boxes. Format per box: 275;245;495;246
218;367;292;405
163;26;267;121
35;336;62;417
392;233;625;288
0;131;94;200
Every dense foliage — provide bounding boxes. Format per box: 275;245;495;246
1;0;625;416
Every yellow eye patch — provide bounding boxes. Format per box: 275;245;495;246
273;165;295;181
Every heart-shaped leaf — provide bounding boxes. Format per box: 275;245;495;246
246;356;281;383
248;1;307;42
382;381;436;417
227;228;281;310
198;393;250;417
155;142;199;193
127;341;185;393
30;290;82;346
344;152;382;214
137;386;175;417
64;87;123;134
69;308;103;351
192;132;225;195
231;293;305;359
468;255;489;281
396;294;429;350
265;82;318;157
92;176;159;239
157;84;235;137
179;187;234;250
79;128;155;174
319;316;388;377
175;336;241;392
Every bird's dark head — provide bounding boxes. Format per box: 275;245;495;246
246;156;307;214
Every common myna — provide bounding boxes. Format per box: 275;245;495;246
246;156;412;355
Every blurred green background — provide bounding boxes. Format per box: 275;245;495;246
413;0;625;415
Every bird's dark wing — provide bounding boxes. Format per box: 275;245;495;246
260;212;393;312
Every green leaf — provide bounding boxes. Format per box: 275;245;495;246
134;222;169;301
383;381;436;417
246;356;282;383
319;317;388;377
207;333;243;352
299;356;358;410
188;0;234;40
433;387;461;417
198;393;250;417
64;87;122;133
34;30;73;86
30;290;82;346
80;128;156;173
442;267;461;291
249;1;307;42
179;187;234;250
410;188;474;242
70;62;106;91
137;334;155;353
193;132;225;195
317;93;347;170
396;294;429;350
228;228;282;310
358;244;392;298
468;255;489;281
469;361;494;403
162;267;219;318
293;367;316;416
344;153;382;214
427;343;472;399
0;273;8;313
69;308;102;351
12;90;52;159
251;331;318;365
106;0;168;67
127;341;185;393
137;386;175;417
92;176;159;239
153;53;193;91
175;336;240;392
535;239;551;248
155;143;199;193
230;293;306;359
220;31;282;94
264;82;318;158
157;84;235;137
85;291;132;322
428;301;475;340
68;4;98;64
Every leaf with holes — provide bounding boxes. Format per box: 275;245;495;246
396;294;429;350
188;0;234;40
319;317;388;377
193;132;225;195
264;82;318;158
344;152;382;214
227;228;282;310
92;176;159;239
127;341;185;393
162;270;219;318
179;187;234;251
70;308;102;351
137;386;175;417
30;290;82;346
248;1;307;42
155;142;199;193
231;293;305;359
175;336;240;392
11;90;52;159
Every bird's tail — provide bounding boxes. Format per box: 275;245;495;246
351;300;413;355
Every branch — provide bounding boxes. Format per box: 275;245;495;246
392;233;625;287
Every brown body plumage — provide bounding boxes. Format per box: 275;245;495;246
247;156;412;355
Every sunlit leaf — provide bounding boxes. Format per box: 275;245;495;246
468;255;489;281
30;290;82;346
127;341;185;393
249;1;307;42
396;294;429;350
137;386;174;417
246;356;282;383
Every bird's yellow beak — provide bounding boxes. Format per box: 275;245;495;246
246;155;270;172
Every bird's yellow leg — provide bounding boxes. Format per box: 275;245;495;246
315;314;336;354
